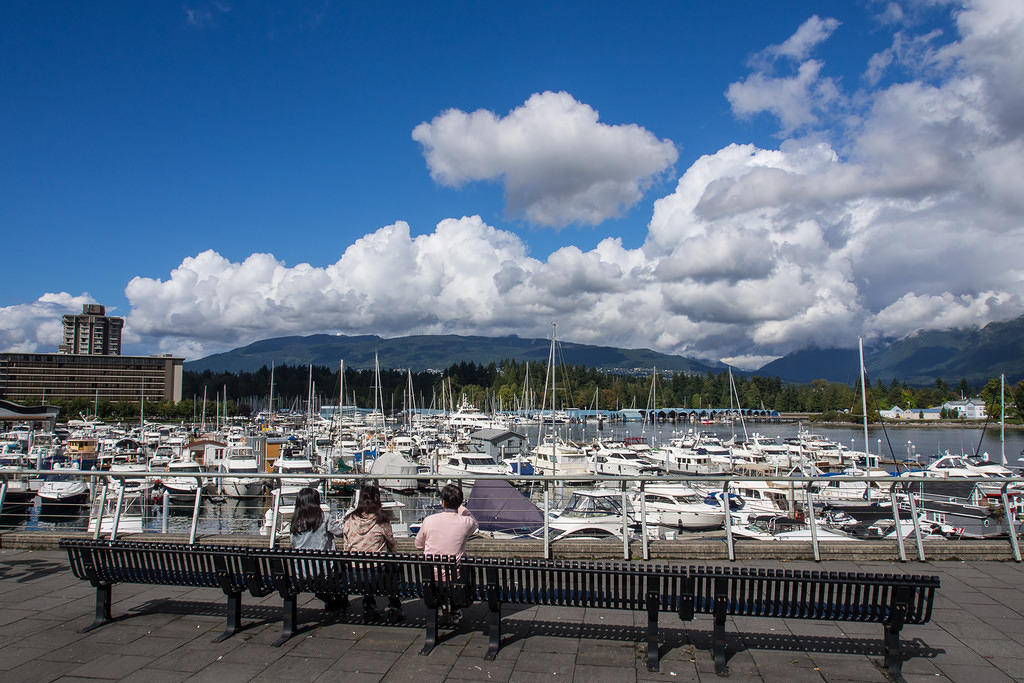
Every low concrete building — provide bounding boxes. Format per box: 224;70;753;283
0;399;59;429
0;352;183;403
468;428;530;460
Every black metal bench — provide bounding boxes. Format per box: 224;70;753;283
59;538;272;642
463;557;939;676
60;540;938;677
60;539;468;653
243;548;464;648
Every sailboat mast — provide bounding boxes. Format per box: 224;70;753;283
859;337;870;461
1001;373;1006;465
268;361;275;418
550;323;557;468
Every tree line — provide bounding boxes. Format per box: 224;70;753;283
164;360;1023;425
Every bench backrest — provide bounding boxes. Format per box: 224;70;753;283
60;538;250;593
463;557;658;609
677;565;938;624
245;548;459;601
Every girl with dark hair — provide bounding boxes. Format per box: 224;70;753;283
342;484;396;552
290;487;343;550
343;484;401;620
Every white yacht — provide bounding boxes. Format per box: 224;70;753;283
38;462;89;507
815;467;892;506
531;489;636;543
530;437;592;479
730;514;861;542
221;445;263;497
636;485;725;531
435;451;511;492
588;441;662;476
653;443;739;475
271;449;322;489
108;456;155;497
160;458;208;501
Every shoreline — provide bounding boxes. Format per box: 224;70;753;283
808;419;1024;431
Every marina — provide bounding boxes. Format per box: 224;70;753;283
2;409;1023;560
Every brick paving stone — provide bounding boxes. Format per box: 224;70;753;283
120;668;192;683
810;653;889;682
574;662;637;682
66;653;153;679
349;629;420;652
747;650;825;681
217;642;289;668
117;634;193;658
394;642;464;668
2;657;82;683
314;669;384;683
576;640;638;667
459;638;523;661
183;662;265;683
447;655;516;681
934;662;1014;683
148;647;229;674
0;608;36;626
252;653;336;682
329;648;402;673
0;643;51;671
512;650;576;676
520;634;579;653
380;660;454;682
288;632;357;658
39;639;109;665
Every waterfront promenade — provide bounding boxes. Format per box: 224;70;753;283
1;547;1022;682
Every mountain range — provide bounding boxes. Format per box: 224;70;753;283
186;315;1024;385
184;334;723;375
758;315;1024;385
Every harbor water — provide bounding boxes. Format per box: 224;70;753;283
6;419;1023;537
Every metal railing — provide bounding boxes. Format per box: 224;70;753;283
2;469;1021;562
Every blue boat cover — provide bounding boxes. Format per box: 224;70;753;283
466;479;544;535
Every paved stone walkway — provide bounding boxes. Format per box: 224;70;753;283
0;549;1021;681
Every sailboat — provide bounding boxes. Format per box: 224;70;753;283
529;323;590;479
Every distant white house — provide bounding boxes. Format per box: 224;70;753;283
879;405;941;421
942;398;988;420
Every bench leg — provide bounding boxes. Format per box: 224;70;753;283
646;590;660;671
484;601;501;660
82;584;113;633
273;595;298;647
420;606;438;656
884;623;903;676
213;592;242;643
712;594;728;675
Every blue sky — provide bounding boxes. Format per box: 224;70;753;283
3;1;1022;367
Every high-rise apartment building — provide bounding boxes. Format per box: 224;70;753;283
59;304;124;355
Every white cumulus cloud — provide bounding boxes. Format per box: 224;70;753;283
7;2;1024;370
0;293;99;353
412;91;678;227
